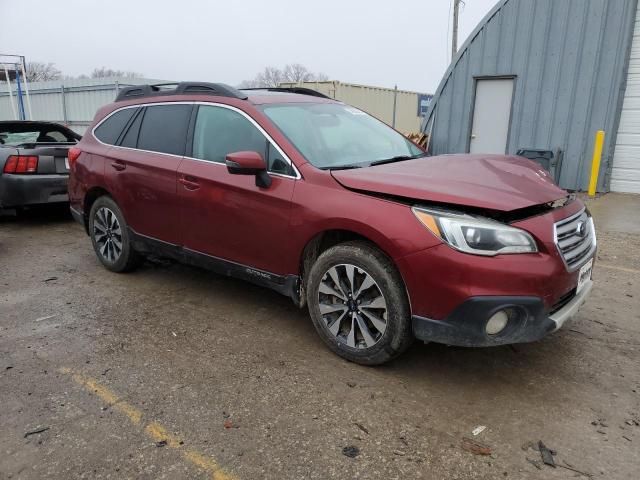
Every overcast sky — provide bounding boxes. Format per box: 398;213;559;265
0;0;496;93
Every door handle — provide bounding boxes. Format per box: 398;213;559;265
111;161;126;171
179;175;200;190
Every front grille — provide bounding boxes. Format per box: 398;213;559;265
554;209;596;271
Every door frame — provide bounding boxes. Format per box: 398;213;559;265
466;75;518;154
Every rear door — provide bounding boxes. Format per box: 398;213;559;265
178;104;297;274
103;103;193;244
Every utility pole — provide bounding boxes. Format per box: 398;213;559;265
452;0;461;61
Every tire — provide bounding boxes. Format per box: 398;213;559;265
306;241;413;365
88;196;140;273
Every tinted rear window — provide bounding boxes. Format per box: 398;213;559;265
94;108;136;145
120;109;143;148
0;123;78;145
137;104;192;156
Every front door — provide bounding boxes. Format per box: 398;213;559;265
469;78;514;154
178;104;297;275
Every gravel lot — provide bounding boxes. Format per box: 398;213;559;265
1;194;639;479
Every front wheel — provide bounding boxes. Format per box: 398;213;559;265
89;196;140;272
306;241;413;365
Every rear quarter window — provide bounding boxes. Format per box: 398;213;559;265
120;109;143;148
94;108;137;145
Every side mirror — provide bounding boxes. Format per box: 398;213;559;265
225;151;271;188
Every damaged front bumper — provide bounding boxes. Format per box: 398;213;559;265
412;279;593;347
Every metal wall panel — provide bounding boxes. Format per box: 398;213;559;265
612;5;640;193
0;77;167;134
424;0;638;192
279;81;429;132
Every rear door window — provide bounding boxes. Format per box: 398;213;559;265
94;108;137;145
137;104;192;156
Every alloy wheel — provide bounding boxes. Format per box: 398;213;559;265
93;207;123;263
317;263;388;349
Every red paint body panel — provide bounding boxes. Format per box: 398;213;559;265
69;91;594;338
177;158;295;274
104;147;183;244
332;154;567;211
225;151;267;170
289;163;441;265
68;133;106;213
398;200;586;320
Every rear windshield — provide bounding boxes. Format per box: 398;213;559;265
0;123;79;146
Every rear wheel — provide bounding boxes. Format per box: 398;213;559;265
89;196;140;272
306;241;413;365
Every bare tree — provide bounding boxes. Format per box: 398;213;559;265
89;67;141;79
238;64;328;88
24;62;62;82
21;63;144;82
237;78;263;88
312;72;329;82
258;66;285;87
282;63;329;83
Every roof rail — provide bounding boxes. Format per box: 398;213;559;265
241;87;332;99
115;82;248;102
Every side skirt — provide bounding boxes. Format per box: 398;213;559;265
129;229;301;303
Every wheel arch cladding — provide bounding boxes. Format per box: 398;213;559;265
298;229;410;312
83;186;112;234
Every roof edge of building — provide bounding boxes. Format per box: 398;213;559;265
423;0;509;130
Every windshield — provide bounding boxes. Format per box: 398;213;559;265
261;103;424;169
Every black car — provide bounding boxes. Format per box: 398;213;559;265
0;121;80;210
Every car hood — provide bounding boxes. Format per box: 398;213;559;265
330;154;567;212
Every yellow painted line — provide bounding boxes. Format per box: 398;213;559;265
145;421;183;448
59;367;235;480
597;263;640;275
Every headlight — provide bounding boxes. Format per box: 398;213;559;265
412;207;538;256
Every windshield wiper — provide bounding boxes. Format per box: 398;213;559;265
322;164;365;171
369;154;424;167
323;154;425;170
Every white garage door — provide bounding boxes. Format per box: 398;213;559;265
612;5;640;193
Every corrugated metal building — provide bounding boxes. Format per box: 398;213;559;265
0;77;167;134
423;0;640;193
279;81;432;133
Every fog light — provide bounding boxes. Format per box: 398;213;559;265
486;310;509;335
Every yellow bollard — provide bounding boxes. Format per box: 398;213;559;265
588;130;605;197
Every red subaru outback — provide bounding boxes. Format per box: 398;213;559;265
68;82;595;365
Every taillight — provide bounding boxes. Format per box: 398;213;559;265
3;155;38;174
67;147;82;172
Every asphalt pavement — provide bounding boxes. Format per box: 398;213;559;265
1;195;639;479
